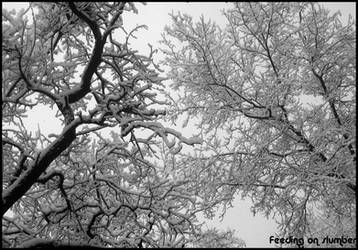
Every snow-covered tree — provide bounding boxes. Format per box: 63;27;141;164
1;2;227;247
190;228;246;248
162;2;356;239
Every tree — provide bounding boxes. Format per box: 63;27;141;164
190;228;246;248
162;2;355;238
2;2;236;247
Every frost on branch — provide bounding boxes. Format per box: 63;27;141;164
2;2;230;248
162;2;356;239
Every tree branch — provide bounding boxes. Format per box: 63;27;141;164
2;119;78;216
312;69;355;159
62;3;105;104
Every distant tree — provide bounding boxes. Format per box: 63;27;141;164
162;2;356;238
1;2;227;247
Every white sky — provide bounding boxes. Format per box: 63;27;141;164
2;2;356;248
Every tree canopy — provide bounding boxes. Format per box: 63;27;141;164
2;2;245;248
2;2;355;248
161;1;356;242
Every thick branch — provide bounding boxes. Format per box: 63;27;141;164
2;120;78;216
67;2;101;38
62;3;105;104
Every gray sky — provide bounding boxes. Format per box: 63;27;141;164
2;2;355;248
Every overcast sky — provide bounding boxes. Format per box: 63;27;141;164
2;2;356;247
